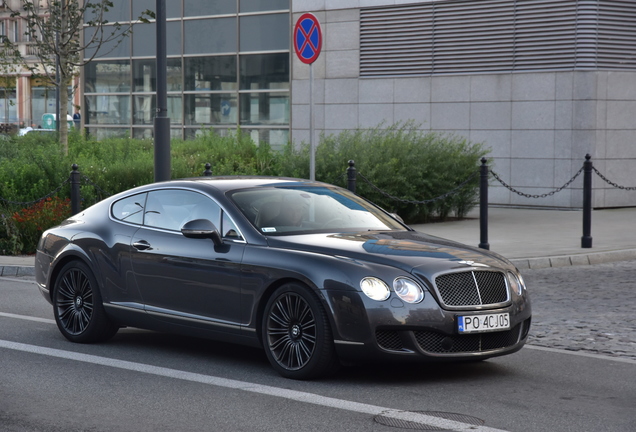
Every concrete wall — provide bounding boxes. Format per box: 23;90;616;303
290;5;636;209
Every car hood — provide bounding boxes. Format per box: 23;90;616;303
265;230;515;274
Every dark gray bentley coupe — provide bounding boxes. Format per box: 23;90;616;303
35;177;531;379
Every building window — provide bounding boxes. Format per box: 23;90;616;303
239;14;289;52
184;93;237;125
240;0;290;13
83;2;291;142
184;18;237;54
85;60;131;93
184;56;237;91
85;94;131;125
184;0;236;17
239;53;289;90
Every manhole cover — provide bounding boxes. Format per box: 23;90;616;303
374;411;485;431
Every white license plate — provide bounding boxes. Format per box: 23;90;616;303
458;313;510;333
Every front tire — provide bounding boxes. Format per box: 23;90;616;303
262;283;338;380
52;261;118;343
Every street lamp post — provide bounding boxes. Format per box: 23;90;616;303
154;0;171;182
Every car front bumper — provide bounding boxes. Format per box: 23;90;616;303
326;288;532;362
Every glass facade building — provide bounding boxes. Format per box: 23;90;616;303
83;0;290;148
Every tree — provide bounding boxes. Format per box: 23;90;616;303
0;45;19;128
5;1;146;154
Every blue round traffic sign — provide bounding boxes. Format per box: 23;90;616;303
294;13;322;64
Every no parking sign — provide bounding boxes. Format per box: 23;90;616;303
294;13;322;64
294;13;322;180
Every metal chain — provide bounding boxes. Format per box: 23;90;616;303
82;175;113;197
0;178;71;206
490;167;584;198
356;171;479;205
321;172;347;186
592;167;636;190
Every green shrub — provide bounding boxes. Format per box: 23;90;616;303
0;123;488;254
282;122;487;223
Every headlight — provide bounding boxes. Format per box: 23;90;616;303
507;272;526;295
393;277;424;303
360;277;390;301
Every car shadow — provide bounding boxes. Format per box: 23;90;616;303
328;358;515;385
106;328;515;384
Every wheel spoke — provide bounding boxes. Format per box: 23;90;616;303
270;334;291;351
269;309;289;328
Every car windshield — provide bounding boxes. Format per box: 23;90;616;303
229;185;407;235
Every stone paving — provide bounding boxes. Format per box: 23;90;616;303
521;260;636;361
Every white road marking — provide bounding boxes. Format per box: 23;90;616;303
0;312;55;324
0;339;508;432
0;276;36;284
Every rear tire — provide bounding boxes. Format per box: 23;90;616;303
262;283;338;380
52;261;118;343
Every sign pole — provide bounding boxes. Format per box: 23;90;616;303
310;63;315;181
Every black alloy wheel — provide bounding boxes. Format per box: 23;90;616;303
53;261;118;343
262;283;338;380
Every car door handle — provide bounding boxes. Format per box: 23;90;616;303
133;240;152;251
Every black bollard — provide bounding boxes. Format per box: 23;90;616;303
203;163;213;177
581;154;593;248
347;160;356;193
478;158;490;250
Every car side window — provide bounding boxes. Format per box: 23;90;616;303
144;190;204;230
144;189;222;231
112;193;147;225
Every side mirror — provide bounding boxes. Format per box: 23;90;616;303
181;219;223;246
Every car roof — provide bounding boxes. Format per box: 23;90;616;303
163;176;333;193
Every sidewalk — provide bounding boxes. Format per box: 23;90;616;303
410;206;636;269
1;207;635;277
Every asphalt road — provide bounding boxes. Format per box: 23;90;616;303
1;262;635;432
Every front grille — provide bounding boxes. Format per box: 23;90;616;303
435;271;509;308
415;324;522;354
376;330;404;351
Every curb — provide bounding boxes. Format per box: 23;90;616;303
0;265;36;277
510;249;636;270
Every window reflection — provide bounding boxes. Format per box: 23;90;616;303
240;14;289;52
239;93;289;125
240;0;290;13
184;18;236;54
84;27;131;59
184;56;237;91
134;0;182;18
85;95;131;125
184;0;236;17
132;95;182;125
85;61;131;93
240;53;289;90
133;59;182;92
185;94;237;125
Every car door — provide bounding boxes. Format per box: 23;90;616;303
130;189;245;332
